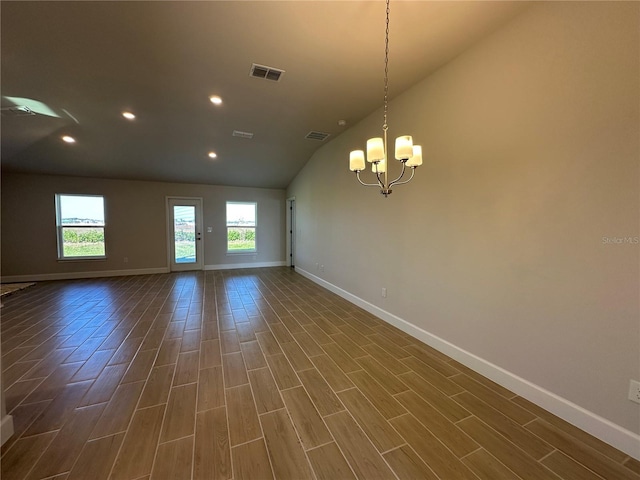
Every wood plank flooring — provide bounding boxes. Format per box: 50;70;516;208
1;268;637;479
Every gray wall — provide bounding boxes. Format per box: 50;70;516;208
1;173;286;277
287;1;639;437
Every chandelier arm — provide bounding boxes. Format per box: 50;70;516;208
355;171;383;188
373;162;387;190
389;166;416;187
387;161;408;187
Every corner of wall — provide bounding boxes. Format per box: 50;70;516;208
0;349;14;446
1;413;14;447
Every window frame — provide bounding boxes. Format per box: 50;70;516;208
226;201;257;254
55;193;107;260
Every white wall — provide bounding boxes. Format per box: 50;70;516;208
1;173;286;279
287;1;639;454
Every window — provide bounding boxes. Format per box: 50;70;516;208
55;194;106;259
226;202;256;252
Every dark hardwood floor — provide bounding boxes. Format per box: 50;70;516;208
1;268;638;479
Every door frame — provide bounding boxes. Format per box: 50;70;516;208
286;197;295;268
166;196;204;272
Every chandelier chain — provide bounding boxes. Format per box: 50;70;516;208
382;0;390;132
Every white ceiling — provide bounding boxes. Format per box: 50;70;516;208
1;1;529;189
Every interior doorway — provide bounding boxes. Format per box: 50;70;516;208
286;197;295;268
167;197;204;271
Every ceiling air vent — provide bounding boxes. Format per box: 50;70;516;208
305;131;330;141
1;105;35;117
232;130;254;139
249;63;285;82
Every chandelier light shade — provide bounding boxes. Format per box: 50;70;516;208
349;0;423;197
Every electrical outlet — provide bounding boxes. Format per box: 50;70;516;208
320;265;324;272
381;287;387;298
628;380;640;404
123;257;128;264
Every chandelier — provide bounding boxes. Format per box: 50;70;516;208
348;0;422;197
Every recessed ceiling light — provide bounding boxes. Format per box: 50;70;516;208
122;111;135;120
62;135;76;143
209;95;222;105
208;152;217;159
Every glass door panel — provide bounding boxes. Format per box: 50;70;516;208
173;205;196;264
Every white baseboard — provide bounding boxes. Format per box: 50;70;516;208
205;261;287;271
1;267;170;283
296;268;640;460
1;263;287;283
1;414;14;447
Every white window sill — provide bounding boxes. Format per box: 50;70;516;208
57;257;107;262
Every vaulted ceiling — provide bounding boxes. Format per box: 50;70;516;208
1;1;528;188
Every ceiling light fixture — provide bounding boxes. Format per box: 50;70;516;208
62;135;76;143
348;0;422;197
122;111;135;120
209;95;222;105
208;152;217;159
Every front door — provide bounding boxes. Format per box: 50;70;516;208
167;197;203;271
